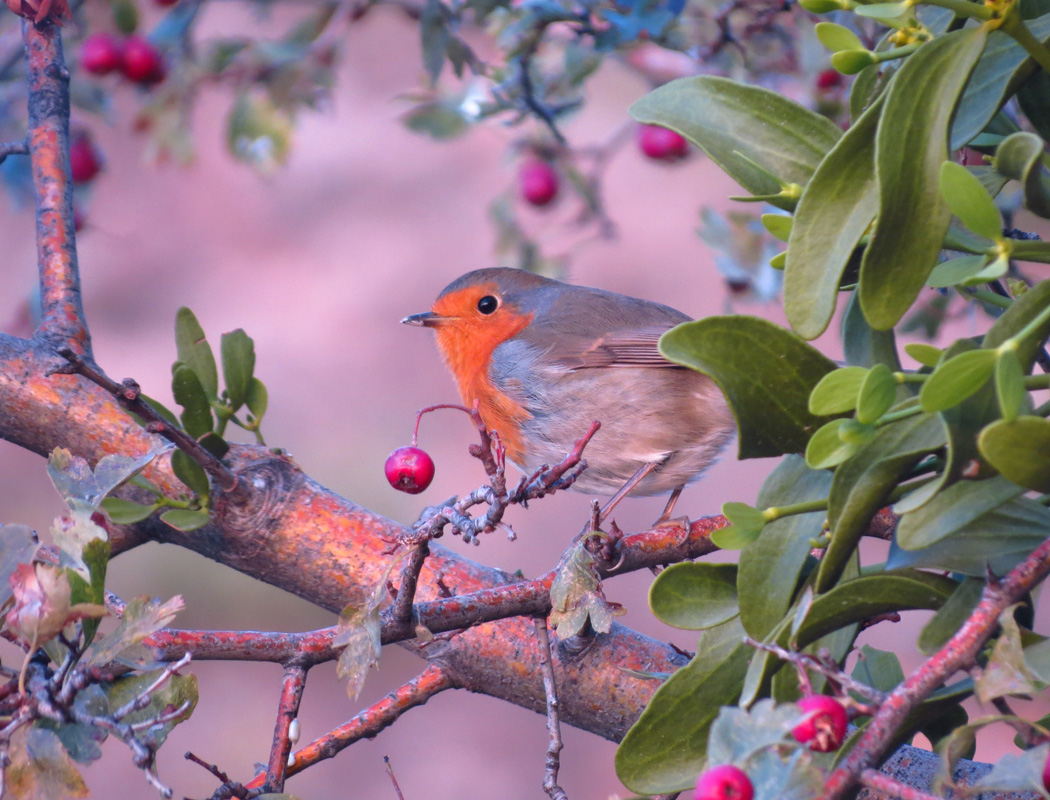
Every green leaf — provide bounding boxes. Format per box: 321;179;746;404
939;161;1003;240
888;494;1050;576
951;13;1050;149
831;49;877;75
649;563;739;630
105;669;197;746
6;727;89;800
852;644;905;694
246;377;269;420
420;0;451;84
859;27;989;330
660;316;837;459
739;456;832;640
85;595;185;667
227;93;293;172
926;254;992;288
171;364;214;438
722;502;767;530
629;77;841;211
979;416;1050;492
920;348;996;411
171;450;209;499
99;497;157;524
47;444;170;512
985;279;1050;369
805;418;860;469
995;350;1026;422
905;342;942;367
897;475;1024;550
809;368;868;416
199;432;230;459
919;577;983;655
0;525;39;608
761;213;792;242
616;618;751;795
854;1;909;18
994;131;1050;218
976;606;1041;702
1017;68;1050;142
973;744;1050;796
220;329;255;410
174;307;219;399
819;412;946;592
856;363;896;424
849;64;886;123
38;686;109;764
160;508;211;531
711;524;763;550
815;21;865;51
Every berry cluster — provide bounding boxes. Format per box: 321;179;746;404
80;33;166;85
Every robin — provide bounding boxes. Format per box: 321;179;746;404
402;268;735;521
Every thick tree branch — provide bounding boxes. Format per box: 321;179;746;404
22;20;90;356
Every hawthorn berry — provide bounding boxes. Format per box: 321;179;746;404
1043;748;1050;793
519;160;559;207
792;695;849;752
637;123;689;162
815;69;844;90
121;36;167;85
385;446;435;494
694;764;753;800
79;33;123;75
69;133;103;184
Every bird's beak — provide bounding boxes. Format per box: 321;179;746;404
401;311;446;328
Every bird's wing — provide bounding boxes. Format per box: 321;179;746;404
534;326;684;370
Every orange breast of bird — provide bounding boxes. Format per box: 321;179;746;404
430;286;534;463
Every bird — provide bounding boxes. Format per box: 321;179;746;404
402;267;735;522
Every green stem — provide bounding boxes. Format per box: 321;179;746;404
1026;374;1050;389
919;0;994;19
895;372;927;384
967;288;1012;309
877;405;925;426
764;497;829;521
1002;12;1050;74
944;227;992;254
1008;240;1050;263
873;43;923;63
1005;294;1050;347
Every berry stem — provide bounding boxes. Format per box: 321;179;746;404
412;403;473;446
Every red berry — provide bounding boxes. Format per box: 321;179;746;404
1043;748;1050;792
385;446;435;494
694;764;753;800
121;36;166;85
792;695;849;752
155;0;178;6
519;160;559;207
816;69;844;90
69;133;102;184
637;123;689;162
80;33;123;75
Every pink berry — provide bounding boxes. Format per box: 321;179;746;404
1043;748;1050;792
69;133;102;184
694;764;753;800
519;160;559;207
80;33;123;75
385;446;435;494
815;69;843;90
637;123;689;162
792;695;849;752
121;36;166;85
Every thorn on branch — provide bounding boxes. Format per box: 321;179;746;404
52;348;246;500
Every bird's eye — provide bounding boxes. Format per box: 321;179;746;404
477;295;499;315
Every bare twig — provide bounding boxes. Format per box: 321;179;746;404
265;665;308;792
859;769;945;800
0;138;28;164
743;638;887;703
245;663;454;788
820;533;1050;799
534;617;568;800
384;755;406;800
52;349;246;499
392;542;430;626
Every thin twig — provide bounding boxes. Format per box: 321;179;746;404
820;533;1050;799
52;349;245;498
384;755;406;800
859;769;945;800
744;637;887;703
0;138;28;165
245;663;454;788
111;653;192;720
534;617;567;800
265;665;308;793
392;542;430;626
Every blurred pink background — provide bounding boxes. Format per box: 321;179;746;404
1;7;1047;798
